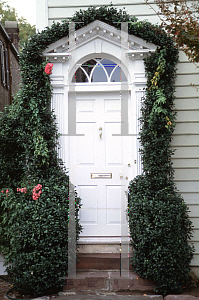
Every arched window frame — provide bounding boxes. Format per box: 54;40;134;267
72;58;127;83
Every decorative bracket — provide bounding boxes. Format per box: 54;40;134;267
43;53;71;63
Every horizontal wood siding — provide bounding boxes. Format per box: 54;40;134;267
47;0;160;26
42;0;199;266
172;51;199;266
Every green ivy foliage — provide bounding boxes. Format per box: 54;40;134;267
0;3;194;296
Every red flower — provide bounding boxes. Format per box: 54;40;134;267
32;184;42;200
44;63;53;75
1;190;4;193
17;187;27;193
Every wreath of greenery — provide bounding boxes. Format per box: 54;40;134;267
0;4;194;296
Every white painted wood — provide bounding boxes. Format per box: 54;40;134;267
191;218;199;229
191;255;199;267
173;147;199;159
181;193;199;205
172;159;199;169
171;135;199;147
174;169;199;181
175;86;199;99
48;5;157;23
175;182;199;193
176;74;199;86
45;21;150;242
175;98;199;110
68;91;137;238
176;63;199;74
36;0;48;31
191;228;199;241
47;0;160;27
173;123;199;135
174;111;199;122
190;242;199;255
173;52;199;223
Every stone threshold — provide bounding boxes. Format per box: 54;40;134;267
63;270;157;293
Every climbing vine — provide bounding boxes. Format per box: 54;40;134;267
0;4;194;296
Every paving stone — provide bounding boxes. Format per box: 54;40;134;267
59;292;76;295
164;295;199;300
32;297;50;300
53;295;163;300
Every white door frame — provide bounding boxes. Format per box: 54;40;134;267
44;20;156;244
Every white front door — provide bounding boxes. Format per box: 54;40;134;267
68;91;137;238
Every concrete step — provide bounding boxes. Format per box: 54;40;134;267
63;270;157;293
58;293;164;300
64;253;157;293
76;253;132;270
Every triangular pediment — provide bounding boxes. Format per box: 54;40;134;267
43;20;156;62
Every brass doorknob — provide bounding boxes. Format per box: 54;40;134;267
99;127;102;139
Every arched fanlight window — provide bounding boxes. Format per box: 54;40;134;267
72;58;127;83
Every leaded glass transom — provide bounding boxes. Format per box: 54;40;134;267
72;58;127;83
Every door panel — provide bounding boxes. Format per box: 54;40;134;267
77;123;95;164
66;91;136;238
105;123;123;165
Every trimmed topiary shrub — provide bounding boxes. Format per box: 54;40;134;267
0;41;82;297
128;47;194;294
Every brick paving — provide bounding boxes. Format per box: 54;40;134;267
0;276;13;300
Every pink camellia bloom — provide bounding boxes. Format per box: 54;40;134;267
17;187;27;193
6;189;9;195
36;184;42;190
32;184;42;200
44;63;53;75
1;190;4;193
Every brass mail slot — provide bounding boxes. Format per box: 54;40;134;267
91;173;112;179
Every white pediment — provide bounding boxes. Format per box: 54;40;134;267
43;20;157;62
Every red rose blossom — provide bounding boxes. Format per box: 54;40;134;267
44;63;53;75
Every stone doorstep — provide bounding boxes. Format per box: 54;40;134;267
164;296;199;300
33;295;164;300
77;253;132;270
57;295;164;300
63;270;157;292
30;294;199;300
